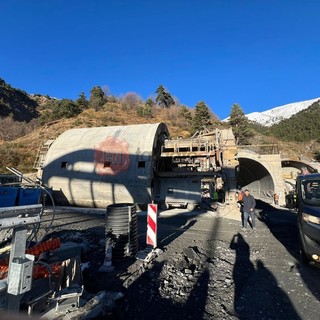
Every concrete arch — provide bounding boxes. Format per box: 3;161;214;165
237;157;275;202
281;160;317;174
237;153;319;205
281;159;319;193
236;149;286;204
42;123;169;207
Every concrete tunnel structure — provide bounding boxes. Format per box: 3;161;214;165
236;149;319;205
42;123;169;207
41;123;320;208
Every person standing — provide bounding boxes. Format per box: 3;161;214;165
236;190;244;207
242;189;256;230
273;193;279;205
236;190;245;227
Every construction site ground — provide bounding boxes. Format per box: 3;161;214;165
2;202;320;319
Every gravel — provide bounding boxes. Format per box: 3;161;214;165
2;205;320;319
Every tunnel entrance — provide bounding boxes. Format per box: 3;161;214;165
281;160;318;193
237;157;275;202
281;160;317;174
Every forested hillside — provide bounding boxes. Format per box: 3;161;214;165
268;100;320;142
0;78;38;121
0;77;319;173
0;79;219;172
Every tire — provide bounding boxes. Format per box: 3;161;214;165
160;202;169;210
186;203;196;211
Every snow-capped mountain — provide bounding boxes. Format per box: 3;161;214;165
246;97;320;127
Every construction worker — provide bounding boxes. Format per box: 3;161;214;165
213;190;219;202
236;190;244;207
274;193;279;205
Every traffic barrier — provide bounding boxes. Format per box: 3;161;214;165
147;204;158;248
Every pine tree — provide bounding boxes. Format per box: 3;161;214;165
145;98;154;108
228;103;253;145
192;101;212;133
76;92;89;110
89;86;106;111
270;100;320;141
155;85;175;108
179;105;192;126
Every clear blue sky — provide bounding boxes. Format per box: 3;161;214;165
1;0;320;120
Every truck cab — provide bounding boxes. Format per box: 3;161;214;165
295;173;320;264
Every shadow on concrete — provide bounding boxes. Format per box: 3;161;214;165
256;200;320;303
40;209;205;297
110;210;221;319
256;200;300;259
230;233;301;319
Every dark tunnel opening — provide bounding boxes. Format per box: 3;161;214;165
237;157;275;202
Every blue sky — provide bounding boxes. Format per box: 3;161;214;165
1;0;320;120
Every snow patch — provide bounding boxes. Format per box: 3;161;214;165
246;97;320;127
223;97;320;127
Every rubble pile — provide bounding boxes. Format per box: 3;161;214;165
118;242;240;320
158;247;205;303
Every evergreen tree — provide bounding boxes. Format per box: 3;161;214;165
137;104;153;118
76;92;89;110
39;99;82;123
192;101;212;133
270;100;320;141
155;85;175;108
56;99;82;118
228;103;253;145
179;105;193;126
0;78;38;121
89;86;106;111
145;98;154;108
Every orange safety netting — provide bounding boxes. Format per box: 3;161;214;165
0;238;62;280
26;238;61;256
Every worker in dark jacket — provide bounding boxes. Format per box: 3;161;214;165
242;189;256;230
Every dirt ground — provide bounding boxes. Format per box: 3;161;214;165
1;201;320;319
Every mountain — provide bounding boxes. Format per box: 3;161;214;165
268;100;320;142
0;78;39;122
246;97;320;127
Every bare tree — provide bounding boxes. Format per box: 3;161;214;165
121;92;143;110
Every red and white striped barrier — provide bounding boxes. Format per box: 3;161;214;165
147;203;158;248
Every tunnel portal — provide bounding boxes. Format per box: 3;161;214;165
237;157;275;202
237;154;320;205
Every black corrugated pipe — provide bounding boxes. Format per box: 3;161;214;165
105;203;139;261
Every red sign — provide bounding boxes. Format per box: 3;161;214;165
94;136;130;175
